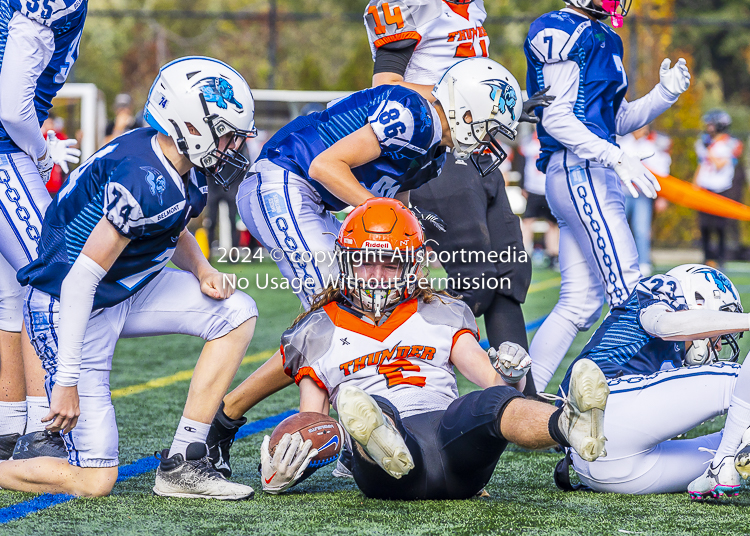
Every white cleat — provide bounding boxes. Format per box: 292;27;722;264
559;358;609;462
734;427;750;480
336;384;414;479
689;456;740;500
153;442;254;500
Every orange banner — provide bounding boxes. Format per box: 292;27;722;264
655;174;750;221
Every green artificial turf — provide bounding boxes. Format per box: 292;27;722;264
3;261;750;535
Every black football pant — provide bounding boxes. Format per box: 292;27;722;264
351;386;524;500
411;154;536;395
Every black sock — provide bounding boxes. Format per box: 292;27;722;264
548;407;571;448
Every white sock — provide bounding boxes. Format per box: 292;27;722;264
168;417;211;458
0;401;26;436
26;396;50;434
713;360;750;464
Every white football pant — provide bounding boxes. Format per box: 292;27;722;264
0;152;51;332
236;162;342;308
572;362;740;494
24;269;258;468
530;149;641;391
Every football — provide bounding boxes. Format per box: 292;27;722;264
269;412;344;470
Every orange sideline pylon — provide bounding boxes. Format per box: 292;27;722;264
655;173;750;221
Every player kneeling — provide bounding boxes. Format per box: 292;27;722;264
0;57;258;499
260;198;609;499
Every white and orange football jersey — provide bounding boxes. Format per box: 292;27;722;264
364;0;490;86
281;296;479;418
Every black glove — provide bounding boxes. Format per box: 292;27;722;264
520;87;555;124
410;206;447;233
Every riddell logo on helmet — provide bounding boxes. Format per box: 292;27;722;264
362;240;392;249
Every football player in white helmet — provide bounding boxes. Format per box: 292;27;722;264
524;0;692;394
0;57;258;500
364;0;553;409
550;264;750;500
206;57;525;479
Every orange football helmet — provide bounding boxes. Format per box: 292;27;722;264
336;198;426;318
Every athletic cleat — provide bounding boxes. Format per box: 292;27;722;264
688;456;740;500
336;384;414;479
558;358;609;462
153;442;254;500
13;431;67;460
734;427;750;480
331;446;354;478
0;433;20;460
206;402;247;478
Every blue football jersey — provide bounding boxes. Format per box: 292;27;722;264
258;85;445;211
17;128;208;309
558;274;688;395
0;0;87;153
524;10;627;172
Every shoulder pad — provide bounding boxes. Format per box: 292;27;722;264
417;295;479;336
280;308;336;379
364;0;441;48
527;11;590;64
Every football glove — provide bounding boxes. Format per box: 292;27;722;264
659;58;691;98
489;342;532;384
614;150;661;199
520;87;555;124
36;131;81;183
260;432;318;494
410;206;446;233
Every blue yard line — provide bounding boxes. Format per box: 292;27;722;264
0;410;297;525
478;314;549;349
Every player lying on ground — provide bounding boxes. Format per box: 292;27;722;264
257;198;610;499
0;0;86;460
0;57;259;499
206;58;529;477
552;264;750;498
524;0;691;393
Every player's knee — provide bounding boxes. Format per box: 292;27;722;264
74;467;118;497
205;292;258;342
553;299;603;331
0;285;23;332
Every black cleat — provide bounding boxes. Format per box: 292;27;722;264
13;431;67;460
153;442;254;500
206;402;246;478
0;433;20;460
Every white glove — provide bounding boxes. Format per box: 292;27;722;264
614;150;661;199
659;58;691;98
260;432;318;494
489;342;532;384
45;130;81;174
35;153;54;184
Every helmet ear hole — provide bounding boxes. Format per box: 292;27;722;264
694;292;705;307
185;122;200;136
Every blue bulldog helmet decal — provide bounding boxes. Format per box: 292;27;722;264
194;76;243;111
481;80;518;121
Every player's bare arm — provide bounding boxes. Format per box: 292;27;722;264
299;376;330;414
307;125;384;208
450;332;527;392
45;218;130;435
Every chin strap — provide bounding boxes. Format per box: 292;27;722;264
446;76;470;159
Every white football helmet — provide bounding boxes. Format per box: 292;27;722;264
143;56;257;189
564;0;631;23
432;58;522;176
666;264;743;365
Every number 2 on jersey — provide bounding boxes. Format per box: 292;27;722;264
367;2;405;35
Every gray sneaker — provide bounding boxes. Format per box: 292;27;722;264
153;442;254;500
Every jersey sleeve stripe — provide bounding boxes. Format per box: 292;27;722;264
373;31;422;49
293;366;328;392
451;328;479;351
